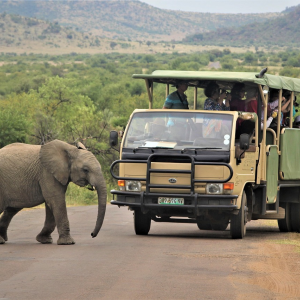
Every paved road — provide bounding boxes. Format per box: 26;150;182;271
1;205;300;300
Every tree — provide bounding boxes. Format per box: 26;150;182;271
244;52;256;65
0;92;38;146
110;42;117;50
0;108;30;147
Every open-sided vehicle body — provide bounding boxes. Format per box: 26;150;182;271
110;70;300;239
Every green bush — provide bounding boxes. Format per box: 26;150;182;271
66;183;98;206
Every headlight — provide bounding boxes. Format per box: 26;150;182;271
206;183;223;194
125;180;142;192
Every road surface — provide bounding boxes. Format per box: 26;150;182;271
1;205;300;299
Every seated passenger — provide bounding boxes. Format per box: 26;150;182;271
246;88;278;130
163;80;189;109
230;83;246;111
266;90;293;129
204;82;230;111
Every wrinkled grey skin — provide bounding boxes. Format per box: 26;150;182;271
0;139;107;245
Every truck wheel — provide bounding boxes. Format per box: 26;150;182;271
134;209;151;235
290;203;300;232
278;203;292;232
230;191;247;239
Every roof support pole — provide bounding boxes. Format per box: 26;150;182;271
290;92;294;128
194;87;197;110
166;84;169;98
259;85;268;181
145;79;153;109
277;89;282;147
259;84;267;142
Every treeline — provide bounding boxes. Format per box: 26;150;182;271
1;49;300;189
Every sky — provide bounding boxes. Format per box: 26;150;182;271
139;0;300;13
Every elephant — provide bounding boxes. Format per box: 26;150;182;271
0;139;107;245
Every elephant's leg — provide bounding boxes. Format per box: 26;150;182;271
44;198;75;245
0;207;22;244
55;202;75;245
41;177;75;245
36;203;56;244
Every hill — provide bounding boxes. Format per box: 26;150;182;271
0;0;280;41
0;12;109;52
0;12;263;55
183;4;300;47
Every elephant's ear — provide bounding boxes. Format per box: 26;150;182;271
76;142;87;150
40;139;76;185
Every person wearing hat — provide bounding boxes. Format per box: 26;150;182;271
163;81;189;109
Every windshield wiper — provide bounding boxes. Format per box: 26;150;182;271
182;147;222;152
136;146;174;149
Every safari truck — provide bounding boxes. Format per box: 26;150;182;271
109;69;300;239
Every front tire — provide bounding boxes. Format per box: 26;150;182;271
134;209;151;235
230;191;247;239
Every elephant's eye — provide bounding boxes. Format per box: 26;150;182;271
83;167;89;174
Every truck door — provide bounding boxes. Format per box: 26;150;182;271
266;145;279;204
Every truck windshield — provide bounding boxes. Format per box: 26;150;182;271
124;112;233;151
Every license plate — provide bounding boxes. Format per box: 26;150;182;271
158;197;184;205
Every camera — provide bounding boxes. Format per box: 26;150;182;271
220;89;230;96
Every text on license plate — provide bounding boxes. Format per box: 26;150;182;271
158;197;184;205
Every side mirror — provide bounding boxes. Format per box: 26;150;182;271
236;134;250;165
239;133;250;150
109;131;118;147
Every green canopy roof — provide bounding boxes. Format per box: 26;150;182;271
132;70;300;92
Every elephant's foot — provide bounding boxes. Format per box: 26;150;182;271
0;227;8;241
0;236;6;244
36;234;53;244
57;235;75;245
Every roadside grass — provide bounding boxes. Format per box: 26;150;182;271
270;233;300;253
66;183;116;206
255;220;300;253
66;183;98;206
32;182;115;210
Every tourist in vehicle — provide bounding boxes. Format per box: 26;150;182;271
245;88;278;130
163;80;189;109
203;82;230;111
268;89;293;128
230;83;246;111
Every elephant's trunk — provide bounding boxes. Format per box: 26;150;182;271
91;174;107;238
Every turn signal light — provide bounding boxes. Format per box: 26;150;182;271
223;183;234;195
118;180;125;187
223;182;234;190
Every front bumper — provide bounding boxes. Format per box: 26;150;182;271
111;190;238;216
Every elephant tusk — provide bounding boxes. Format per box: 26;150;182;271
85;184;95;191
